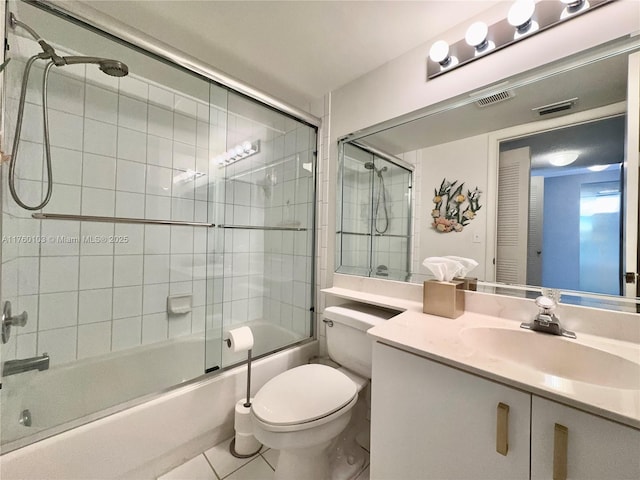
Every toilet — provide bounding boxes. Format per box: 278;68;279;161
251;303;397;480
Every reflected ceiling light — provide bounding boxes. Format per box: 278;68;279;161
215;140;260;168
429;40;458;69
587;164;608;172
508;0;539;39
173;169;206;184
465;22;495;55
549;151;579;167
560;0;590;19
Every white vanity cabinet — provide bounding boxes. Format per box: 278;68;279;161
370;342;640;480
530;396;640;480
370;342;531;480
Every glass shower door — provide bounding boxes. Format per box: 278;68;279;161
208;91;316;370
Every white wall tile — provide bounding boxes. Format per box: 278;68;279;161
116;159;147;193
173;142;196;171
77;322;111;359
48;71;85;116
119;76;148;100
46;184;82;215
39;256;79;294
170;254;193;283
118;95;148;133
148;105;173;139
79;256;113;290
83;153;116;190
112;316;142;351
79;288;113;324
113;286;143;319
85;84;118;124
114;224;144;255
174;95;197;117
49;110;83;151
80;223;115;256
142;283;169;315
16;333;37;358
147;135;173;168
145;195;171;220
14;140;43;181
86;65;118;91
51;147;83;185
114;255;143;287
38;326;77;366
149;85;173;109
171;198;194;222
170;226;194;254
144;225;171;254
168;312;191;338
117;127;147;163
39;292;78;330
84;119;117;157
144;255;170;284
142;312;168;344
173;113;196;145
40;221;80;256
115;191;145;218
81;187;115;217
146;165;173;196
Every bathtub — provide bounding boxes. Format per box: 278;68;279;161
1;321;307;453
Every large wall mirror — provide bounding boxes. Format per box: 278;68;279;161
336;35;640;312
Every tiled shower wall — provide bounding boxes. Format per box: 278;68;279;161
1;32;316;367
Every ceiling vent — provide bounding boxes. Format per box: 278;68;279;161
475;89;516;108
532;97;578;116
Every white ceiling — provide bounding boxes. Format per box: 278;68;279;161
82;1;501;109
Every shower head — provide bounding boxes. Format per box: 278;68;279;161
364;161;387;176
61;56;129;77
364;161;375;170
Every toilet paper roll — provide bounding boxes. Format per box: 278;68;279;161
235;399;254;434
226;326;254;352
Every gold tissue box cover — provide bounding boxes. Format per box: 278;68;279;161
423;280;465;319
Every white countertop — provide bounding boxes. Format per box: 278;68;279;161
322;287;640;429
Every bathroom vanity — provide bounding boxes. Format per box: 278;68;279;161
323;283;640;480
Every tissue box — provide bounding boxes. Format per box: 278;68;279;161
423;280;465;319
454;277;477;291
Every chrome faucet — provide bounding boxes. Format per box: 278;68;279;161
2;353;50;377
520;296;576;339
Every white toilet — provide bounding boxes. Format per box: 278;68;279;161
251;303;397;480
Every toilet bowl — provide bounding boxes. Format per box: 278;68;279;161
250;303;398;480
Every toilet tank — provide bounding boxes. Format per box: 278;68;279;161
324;303;398;379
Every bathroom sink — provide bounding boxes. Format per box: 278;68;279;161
460;327;640;389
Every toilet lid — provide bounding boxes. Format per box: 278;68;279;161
252;364;357;426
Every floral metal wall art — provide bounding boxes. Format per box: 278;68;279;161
431;178;482;233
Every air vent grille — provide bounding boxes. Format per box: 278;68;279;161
532;97;578;116
475;90;515;107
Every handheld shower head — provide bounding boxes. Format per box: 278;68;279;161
61;56;129;77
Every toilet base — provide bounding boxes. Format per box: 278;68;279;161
274;442;332;480
329;392;369;480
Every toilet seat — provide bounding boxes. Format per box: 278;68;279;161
251;364;357;433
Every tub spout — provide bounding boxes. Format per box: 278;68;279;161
2;353;49;377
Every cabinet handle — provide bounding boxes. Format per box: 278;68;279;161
553;423;569;480
496;402;509;456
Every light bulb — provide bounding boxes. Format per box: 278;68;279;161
508;0;537;36
235;145;244;156
242;141;252;152
429;40;451;65
465;22;488;48
560;0;589;19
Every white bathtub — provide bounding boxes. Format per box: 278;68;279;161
1;332;317;479
1;321;306;450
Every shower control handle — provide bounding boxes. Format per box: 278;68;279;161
1;301;28;344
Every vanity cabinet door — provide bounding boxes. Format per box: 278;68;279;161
370;342;531;480
531;396;640;480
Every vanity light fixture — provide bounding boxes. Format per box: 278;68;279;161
215;140;260;168
465;22;495;55
587;164;609;172
560;0;590;19
426;0;612;79
549;151;579;167
429;40;458;69
508;0;539;39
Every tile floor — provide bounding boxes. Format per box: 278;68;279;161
158;436;370;480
